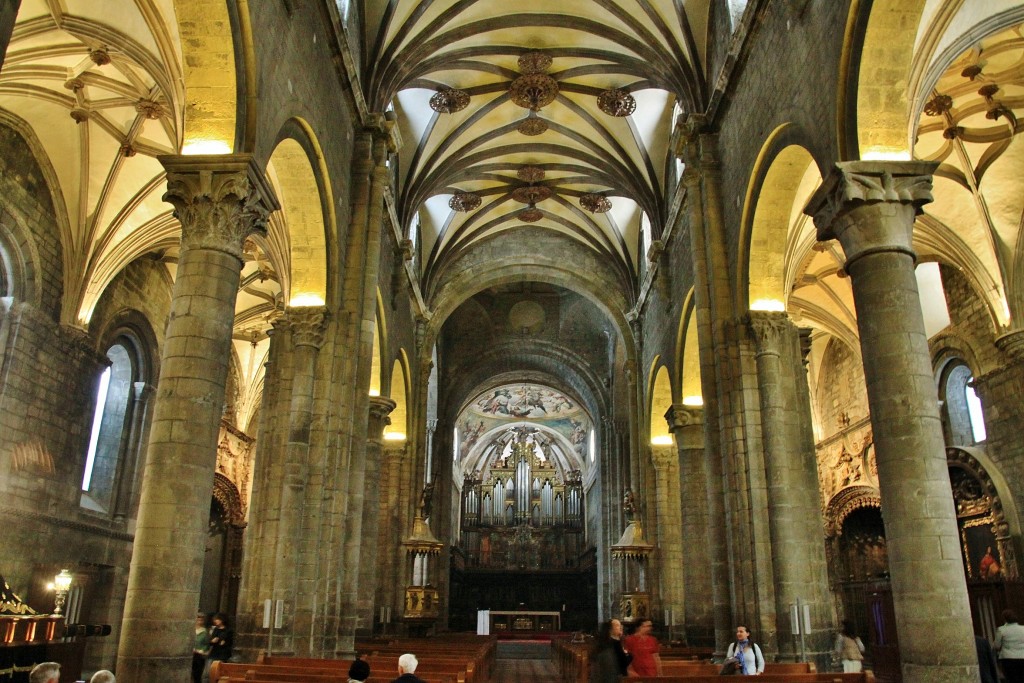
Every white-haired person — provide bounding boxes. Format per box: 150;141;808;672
29;662;60;683
90;671;116;683
393;653;427;683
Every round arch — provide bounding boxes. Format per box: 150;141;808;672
739;126;822;312
267;122;332;307
385;352;410;442
842;0;929;160
173;0;255;153
370;289;386;397
648;360;673;444
674;290;703;407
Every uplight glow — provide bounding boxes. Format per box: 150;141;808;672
682;395;703;406
383;432;407;441
182;139;232;155
861;148;911;161
750;298;785;312
290;293;326;307
651;435;674;445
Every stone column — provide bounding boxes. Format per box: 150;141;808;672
747;311;832;663
271;306;327;654
376;443;406;632
806;161;976;683
117;155;278;682
356;395;396;634
650;441;685;636
666;404;714;646
337;128;392;654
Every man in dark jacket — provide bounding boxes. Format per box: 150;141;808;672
393;653;427;683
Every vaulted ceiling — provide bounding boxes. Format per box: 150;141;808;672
357;1;713;295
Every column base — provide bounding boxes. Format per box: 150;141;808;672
901;663;979;683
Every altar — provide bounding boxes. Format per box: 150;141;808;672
476;609;561;635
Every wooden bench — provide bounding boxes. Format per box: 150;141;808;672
661;661;817;676
627;673;874;683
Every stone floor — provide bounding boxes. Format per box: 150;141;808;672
489;642;559;683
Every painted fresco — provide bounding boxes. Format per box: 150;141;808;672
460;383;590;460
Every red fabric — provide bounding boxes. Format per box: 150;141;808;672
624;634;660;676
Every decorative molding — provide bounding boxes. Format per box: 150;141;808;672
283;306;328;349
158;154;279;262
824;485;881;537
0;505;134;543
806;161;938;246
746;311;792;355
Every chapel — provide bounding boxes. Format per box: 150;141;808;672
0;2;1022;682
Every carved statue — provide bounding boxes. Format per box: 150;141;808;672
622;489;637;520
419;482;435;519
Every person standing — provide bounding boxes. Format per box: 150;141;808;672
624;618;661;677
591;619;631;683
208;613;233;665
725;625;764;676
995;609;1024;683
192;613;211;683
834;620;866;673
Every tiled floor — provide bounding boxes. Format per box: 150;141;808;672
489;642;560;683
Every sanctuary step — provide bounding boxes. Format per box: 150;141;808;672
489;642;559;683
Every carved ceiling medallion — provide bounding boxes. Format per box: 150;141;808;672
597;88;636;117
518;111;549;136
512;185;552;204
449;191;481;212
429;87;470;114
519;205;543;222
579;193;612;213
517;166;546;183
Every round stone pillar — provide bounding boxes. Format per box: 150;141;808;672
747;311;832;664
806;161;976;683
666;404;715;646
272;306;328;653
117;155;278;682
357;395;396;634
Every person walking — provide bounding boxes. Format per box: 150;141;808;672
995;609;1024;683
624;618;661;677
834;620;866;673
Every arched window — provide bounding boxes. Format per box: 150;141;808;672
942;361;986;446
81;336;148;515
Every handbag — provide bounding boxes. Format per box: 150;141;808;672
719;658;740;675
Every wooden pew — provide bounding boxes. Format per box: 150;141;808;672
661;661;817;676
627;673;874;683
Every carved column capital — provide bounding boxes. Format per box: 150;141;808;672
995;329;1024;362
159;154;279;262
650;443;677;469
665;404;704;432
283;306;329;349
368;395;397;441
746;310;792;357
805;160;937;270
